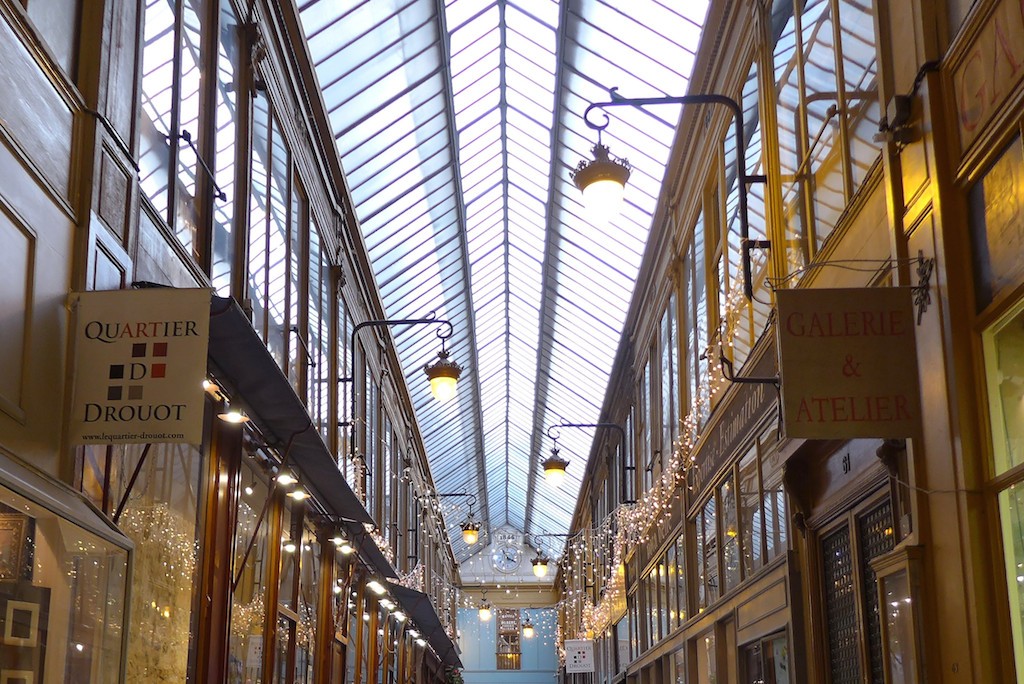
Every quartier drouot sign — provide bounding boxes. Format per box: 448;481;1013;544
69;288;211;445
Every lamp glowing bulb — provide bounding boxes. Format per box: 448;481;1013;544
542;449;568;488
478;602;492;622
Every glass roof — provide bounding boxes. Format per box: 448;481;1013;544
297;0;709;562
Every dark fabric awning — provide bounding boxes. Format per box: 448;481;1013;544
208;297;396;579
387;581;463;669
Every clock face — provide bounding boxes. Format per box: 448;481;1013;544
491;544;523;573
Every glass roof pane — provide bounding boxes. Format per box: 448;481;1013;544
299;0;708;558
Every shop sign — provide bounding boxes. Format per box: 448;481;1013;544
777;288;919;439
564;639;595;673
953;0;1024;150
688;347;777;496
69;288;210;445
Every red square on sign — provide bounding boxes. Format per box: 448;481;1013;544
153;342;168;357
151;364;166;378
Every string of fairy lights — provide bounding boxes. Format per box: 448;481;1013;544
350;269;762;660
438;277;762;662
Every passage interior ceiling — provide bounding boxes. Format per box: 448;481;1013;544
295;0;709;563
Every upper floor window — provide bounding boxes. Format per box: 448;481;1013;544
139;0;242;294
772;0;881;271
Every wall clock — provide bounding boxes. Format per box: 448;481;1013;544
490;544;522;574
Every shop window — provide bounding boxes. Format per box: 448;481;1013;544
229;460;272;682
819;497;895;684
986;301;1024;680
614;616;629;673
296;523;320;682
496;608;521;670
699;495;719;606
670;646;686;684
95;443;204;681
139;0;242;275
0;471;129;684
666;543;678;630
674;532;687;623
771;0;881;269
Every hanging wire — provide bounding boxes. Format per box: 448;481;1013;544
766;256;925;289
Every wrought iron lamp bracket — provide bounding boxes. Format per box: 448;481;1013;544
583;87;770;300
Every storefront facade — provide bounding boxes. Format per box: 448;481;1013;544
557;0;1024;682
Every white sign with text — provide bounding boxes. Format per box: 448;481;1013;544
69;288;210;445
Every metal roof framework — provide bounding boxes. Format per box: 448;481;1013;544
296;0;709;562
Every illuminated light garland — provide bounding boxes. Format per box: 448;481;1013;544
397;563;425;592
551;280;761;652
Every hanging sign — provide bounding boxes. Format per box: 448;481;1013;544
776;287;920;439
564;639;595;673
69;288;211;445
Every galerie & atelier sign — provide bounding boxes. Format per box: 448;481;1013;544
776;288;920;439
69;288;210;445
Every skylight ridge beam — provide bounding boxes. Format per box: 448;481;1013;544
522;0;572;536
432;0;492;539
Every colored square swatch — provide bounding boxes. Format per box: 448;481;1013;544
128;385;143;400
109;364;124;380
153;342;168;357
151;363;166;378
107;386;122;401
132;343;147;357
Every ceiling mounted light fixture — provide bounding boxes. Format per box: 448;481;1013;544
522;612;535;639
542;441;569;489
578;88;769;300
342;313;462;463
570;138;631;218
423;336;462;403
531;553;550;578
546;422;633;503
461;513;481;546
217;405;249;424
478;597;492;622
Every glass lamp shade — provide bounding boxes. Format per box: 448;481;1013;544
522;622;535;639
423;349;462;402
581;178;626;218
532;557;549;578
542;449;569;489
461;520;481;546
479;602;492;621
570;142;631;218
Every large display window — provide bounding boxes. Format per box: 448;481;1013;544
984;300;1024;680
0;454;130;684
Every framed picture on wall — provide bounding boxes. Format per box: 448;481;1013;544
0;517;26;581
0;582;50;683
